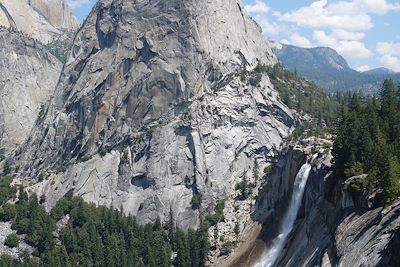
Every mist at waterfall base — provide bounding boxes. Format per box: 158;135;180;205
254;159;313;267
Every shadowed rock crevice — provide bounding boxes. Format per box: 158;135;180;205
131;173;154;189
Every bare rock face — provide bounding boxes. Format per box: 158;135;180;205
16;0;294;229
253;146;306;223
28;0;79;29
0;28;62;157
0;0;70;165
255;145;400;267
334;202;400;267
0;0;79;43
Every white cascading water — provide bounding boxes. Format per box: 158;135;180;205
254;155;316;267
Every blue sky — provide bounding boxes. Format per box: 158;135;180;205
67;0;400;72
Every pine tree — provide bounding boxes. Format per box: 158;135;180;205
37;216;55;255
187;229;201;267
334;80;400;205
380;155;400;204
104;233;118;267
380;79;398;141
175;231;190;267
165;206;176;249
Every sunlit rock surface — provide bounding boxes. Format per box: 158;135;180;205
15;0;294;229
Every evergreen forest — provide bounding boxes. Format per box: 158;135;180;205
333;79;400;205
0;177;224;267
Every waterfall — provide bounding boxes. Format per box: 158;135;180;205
254;158;314;267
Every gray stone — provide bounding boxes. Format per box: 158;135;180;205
0;28;62;157
0;0;79;43
0;221;34;258
254;145;400;267
253;146;306;223
14;0;294;229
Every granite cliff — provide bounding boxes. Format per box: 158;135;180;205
2;0;398;266
0;0;79;43
229;142;400;267
13;0;294;229
0;0;79;159
0;28;62;158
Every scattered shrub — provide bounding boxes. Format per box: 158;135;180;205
4;233;19;248
235;180;249;200
220;241;235;256
191;194;202;209
0;203;17;222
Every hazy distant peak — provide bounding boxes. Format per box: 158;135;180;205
274;44;351;72
363;67;398;75
272;43;400;93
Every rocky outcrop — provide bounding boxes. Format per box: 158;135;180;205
27;0;79;29
0;7;73;258
0;0;79;43
334;202;400;267
0;221;33;258
253;146;306;223
253;143;400;267
14;0;294;229
0;28;62;158
0;2;16;31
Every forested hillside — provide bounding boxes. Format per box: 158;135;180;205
251;63;344;126
0;177;226;267
333;79;400;205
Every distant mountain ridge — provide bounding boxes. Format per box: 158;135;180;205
272;43;400;94
276;44;352;72
363;67;398;75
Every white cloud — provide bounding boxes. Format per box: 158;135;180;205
272;11;282;17
278;0;400;32
376;42;400;56
279;0;373;31
66;0;91;8
314;30;372;59
332;29;365;41
354;0;400;15
327;0;400;16
376;42;400;71
289;33;312;48
356;65;371;72
314;30;337;47
336;41;373;59
245;0;270;14
380;55;400;72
